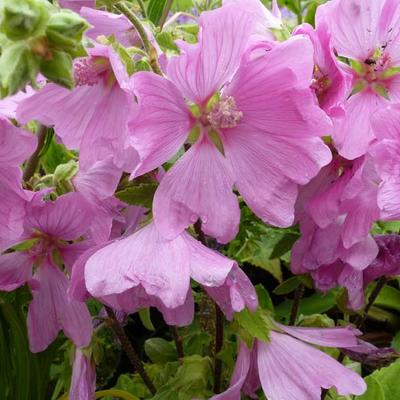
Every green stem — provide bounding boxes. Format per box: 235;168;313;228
159;0;174;29
23;125;47;182
136;0;147;18
114;2;163;76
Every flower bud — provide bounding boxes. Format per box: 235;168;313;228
40;50;74;89
0;0;49;41
53;160;78;193
45;10;89;51
0;42;40;97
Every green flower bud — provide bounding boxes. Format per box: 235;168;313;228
0;0;49;41
0;42;39;97
40;50;74;89
45;10;89;51
53;160;78;194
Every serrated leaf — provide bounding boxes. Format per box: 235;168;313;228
270;232;299;259
115;182;157;208
255;284;274;312
234;308;272;343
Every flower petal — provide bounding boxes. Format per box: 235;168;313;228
153;135;240;243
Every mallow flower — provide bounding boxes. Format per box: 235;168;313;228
317;0;400;159
16;42;138;171
0;192;93;352
213;323;366;400
312;234;400;310
69;348;96;400
0;117;36;251
81;222;258;326
292;155;380;276
128;3;332;244
59;0;94;13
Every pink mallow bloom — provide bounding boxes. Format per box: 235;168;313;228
16;43;138;171
292;155;380;276
80;222;257;326
293;22;351;114
128;4;332;244
0;192;93;352
0;117;36;251
371;104;400;220
317;0;400;159
213;324;366;400
313;234;400;310
69;348;96;400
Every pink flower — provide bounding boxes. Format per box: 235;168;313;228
317;0;400;159
292;155;379;275
313;235;400;310
0;117;36;251
16;43;138;171
0;193;93;352
128;4;331;243
69;349;96;400
59;0;95;13
82;222;257;325
213;324;366;400
293;22;351;114
371;104;400;219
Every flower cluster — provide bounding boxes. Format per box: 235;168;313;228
2;0;400;399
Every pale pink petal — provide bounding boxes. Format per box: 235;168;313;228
338;265;365;310
378;0;400;64
211;341;252;400
205;264;258;320
317;0;385;60
85;223;191;308
81;7;135;46
371;104;400;141
257;333;366;400
17;83;104;150
153;135;240;243
73;157;121;203
25;192;92;240
332;90;387;159
59;0;95;12
129;72;193;178
0;86;35;119
341;235;379;270
277;323;360;348
167;4;254;104
69;349;96;400
0;117;36;166
0;251;32;291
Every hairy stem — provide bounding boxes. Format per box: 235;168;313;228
136;0;147;18
105;307;156;395
23;125;47;182
289;283;305;325
114;2;163;76
213;305;224;394
171;326;184;358
159;0;174;29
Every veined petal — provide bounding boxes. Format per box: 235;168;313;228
0;251;32;291
167;4;254;104
153;135;240;243
129;72;193;178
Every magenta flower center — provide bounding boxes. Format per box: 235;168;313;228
312;65;332;96
363;53;391;83
74;57;110;86
207;96;243;129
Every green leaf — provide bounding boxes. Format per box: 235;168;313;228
115;182;158;208
147;0;167;25
156;31;180;54
255;284;274;312
234;308;272;343
374;285;400;312
145;338;178;364
138;308;155;331
40;133;75;174
275;291;336;320
270;232;300;259
273;276;301;295
356;360;400;399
